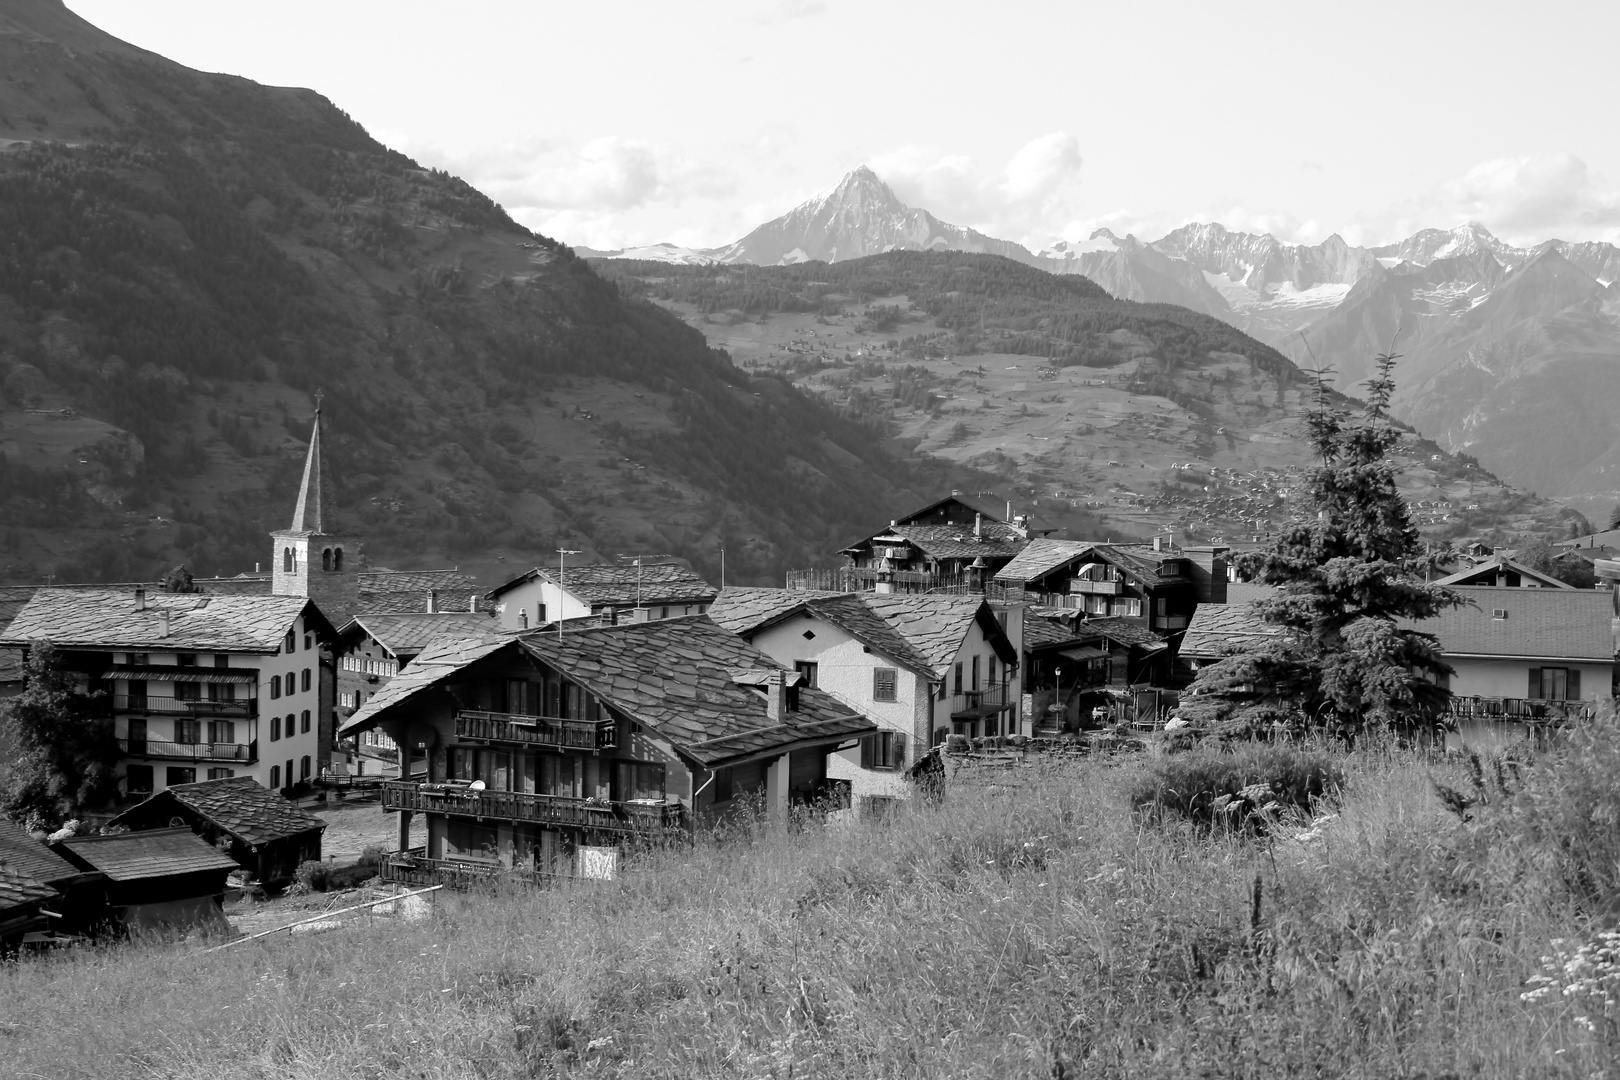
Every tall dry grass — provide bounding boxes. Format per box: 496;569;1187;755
1;738;1614;1078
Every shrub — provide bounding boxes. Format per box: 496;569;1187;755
1131;744;1344;832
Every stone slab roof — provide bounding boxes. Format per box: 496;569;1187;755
861;594;995;674
879;523;1029;562
341;611;496;658
55;828;238;882
521;618;872;766
994;539;1096;583
340;618;873;768
708;587;852;636
0;821;82;910
109;776;325;846
489;562;716;607
0;590;320;652
1403;586;1618;662
358;569;487;614
339;635;514;735
1181;601;1281;660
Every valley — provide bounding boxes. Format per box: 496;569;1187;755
597;255;1577;547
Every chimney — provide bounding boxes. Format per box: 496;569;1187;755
158;610;171;638
469;594;478;613
519;610;529;630
766;670;786;722
974;512;983;538
1152;535;1162;552
630;606;654;623
255;562;261;574
134;586;146;611
426;590;437;614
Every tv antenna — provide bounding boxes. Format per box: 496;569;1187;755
555;549;582;638
617;553;673;611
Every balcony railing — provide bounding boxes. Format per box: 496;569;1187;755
456;710;616;750
1447;697;1597;724
114;694;257;719
381;781;683;832
950;683;1012;721
1071;578;1123;596
119;738;257;763
380;855;575;888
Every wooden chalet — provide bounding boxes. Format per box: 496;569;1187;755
337;617;875;885
108;775;326;890
1022;608;1172;733
993;537;1226;641
791;495;1036;595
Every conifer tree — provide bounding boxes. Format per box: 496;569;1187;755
0;641;121;828
1183;353;1464;742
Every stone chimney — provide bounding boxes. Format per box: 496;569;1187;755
974;512;983;538
469;594;478;613
519;609;529;630
426;590;438;614
766;670;787;723
1152;535;1163;552
158;610;171;638
134;586;146;612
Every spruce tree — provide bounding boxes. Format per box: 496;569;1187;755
1183;353;1464;742
0;641;121;828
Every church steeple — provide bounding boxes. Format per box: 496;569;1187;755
288;399;329;534
271;396;360;618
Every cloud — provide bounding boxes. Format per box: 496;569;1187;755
752;0;826;24
404;136;737;245
1343;153;1620;247
869;132;1086;248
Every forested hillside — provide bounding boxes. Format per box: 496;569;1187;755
0;0;982;586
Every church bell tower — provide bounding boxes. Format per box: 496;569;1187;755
271;401;360;620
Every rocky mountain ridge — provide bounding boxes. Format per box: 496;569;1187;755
603;167;1620;519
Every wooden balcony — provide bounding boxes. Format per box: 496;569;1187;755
1071;578;1123;596
120;738;257;763
1447;697;1596;724
381;781;682;832
114;694;257;719
455;710;615;750
950;684;1013;721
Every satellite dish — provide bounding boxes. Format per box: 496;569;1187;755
468;780;486;792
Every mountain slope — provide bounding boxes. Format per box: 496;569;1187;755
593;251;1581;545
0;0;961;586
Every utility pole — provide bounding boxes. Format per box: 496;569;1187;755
556;548;581;638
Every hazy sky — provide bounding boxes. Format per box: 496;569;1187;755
70;0;1620;252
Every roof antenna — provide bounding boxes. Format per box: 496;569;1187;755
618;552;673;612
555;549;582;638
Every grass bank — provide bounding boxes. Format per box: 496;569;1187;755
1;743;1612;1078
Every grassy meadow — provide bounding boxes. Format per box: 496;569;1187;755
4;731;1619;1079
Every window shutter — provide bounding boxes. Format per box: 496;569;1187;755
860;734;875;769
1528;668;1541;700
1568;668;1581;700
891;733;908;768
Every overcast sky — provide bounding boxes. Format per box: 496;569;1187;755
70;0;1620;252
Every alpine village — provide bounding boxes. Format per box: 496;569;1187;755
5;2;1620;1077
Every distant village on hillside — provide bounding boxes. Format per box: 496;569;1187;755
2;406;1617;946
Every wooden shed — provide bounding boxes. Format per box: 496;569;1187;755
107;775;326;890
52;828;238;935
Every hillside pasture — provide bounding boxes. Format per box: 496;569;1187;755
1;737;1611;1079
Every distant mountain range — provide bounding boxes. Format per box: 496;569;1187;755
584;168;1620;518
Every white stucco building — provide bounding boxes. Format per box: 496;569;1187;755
709;588;1021;812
